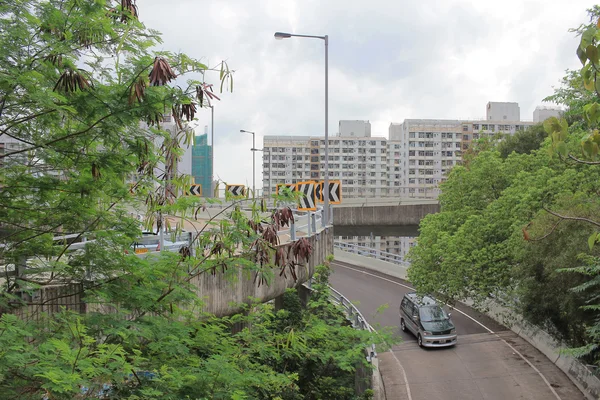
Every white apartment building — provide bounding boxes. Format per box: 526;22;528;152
392;102;536;197
264;102;540;199
263;134;388;198
533;106;563;123
139;115;193;178
486;101;520;121
339;120;371;137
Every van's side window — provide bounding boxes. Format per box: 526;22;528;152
410;303;418;317
401;297;411;314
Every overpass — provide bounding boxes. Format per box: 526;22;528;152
333;198;440;226
330;249;594;400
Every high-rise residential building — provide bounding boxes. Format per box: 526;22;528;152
191;133;213;196
533;106;563;123
263;134;387;198
339;120;371;137
486;101;520;121
0;136;29;169
263;102;540;199
392;112;535;197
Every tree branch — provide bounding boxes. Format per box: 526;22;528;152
543;205;600;228
568;154;600;165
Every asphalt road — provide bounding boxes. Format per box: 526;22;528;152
329;260;586;400
329;260;505;342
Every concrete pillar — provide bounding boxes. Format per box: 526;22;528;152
297;284;311;307
274;293;285;311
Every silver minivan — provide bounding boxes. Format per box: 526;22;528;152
399;293;457;348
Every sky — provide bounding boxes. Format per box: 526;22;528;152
140;0;596;190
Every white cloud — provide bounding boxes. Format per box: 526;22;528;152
138;0;596;189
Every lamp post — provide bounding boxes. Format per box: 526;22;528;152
240;129;256;196
274;31;329;226
210;105;214;197
251;147;271;197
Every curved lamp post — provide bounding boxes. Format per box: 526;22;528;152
274;31;330;227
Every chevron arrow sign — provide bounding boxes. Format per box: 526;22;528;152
315;182;323;203
296;180;317;211
188;184;202;196
226;184;246;197
315;180;342;204
276;183;297;195
328;180;342;204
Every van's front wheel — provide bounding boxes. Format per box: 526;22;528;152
417;334;423;347
400;318;406;332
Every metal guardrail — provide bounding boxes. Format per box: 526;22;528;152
1;205;331;275
334;240;410;267
304;280;377;362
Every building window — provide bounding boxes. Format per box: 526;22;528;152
462;125;468;131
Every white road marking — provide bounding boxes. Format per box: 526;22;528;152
332;261;562;400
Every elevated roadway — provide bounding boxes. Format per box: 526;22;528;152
329;259;585;400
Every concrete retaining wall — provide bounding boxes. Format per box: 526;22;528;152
192;227;334;316
333;203;440;226
334;249;600;400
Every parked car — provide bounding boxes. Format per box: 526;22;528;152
399;292;457;348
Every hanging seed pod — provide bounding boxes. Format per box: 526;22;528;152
292;237;312;263
128;77;146;105
44;53;63;67
53;69;92;93
91;163;101;180
120;0;138;22
181;102;197;121
148;57;177;86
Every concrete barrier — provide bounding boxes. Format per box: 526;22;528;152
334;248;408;280
333;203;440;226
167;226;334;317
334;249;600;400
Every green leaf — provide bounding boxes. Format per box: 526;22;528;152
578;45;588;65
556;141;568;157
589;233;597;251
583;139;594;157
582;26;596;49
587;44;599;65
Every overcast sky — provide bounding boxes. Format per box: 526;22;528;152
140;0;595;189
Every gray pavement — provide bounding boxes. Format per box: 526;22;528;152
330;260;586;400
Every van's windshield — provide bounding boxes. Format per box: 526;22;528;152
419;305;448;322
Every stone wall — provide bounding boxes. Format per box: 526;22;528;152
333;203;440;226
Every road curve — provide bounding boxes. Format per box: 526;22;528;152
330;260;586;400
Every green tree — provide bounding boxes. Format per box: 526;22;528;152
409;6;600;365
0;2;385;398
497;124;547;158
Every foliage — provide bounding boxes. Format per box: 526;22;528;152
0;0;376;398
497;124;548;158
408;6;600;365
0;266;387;399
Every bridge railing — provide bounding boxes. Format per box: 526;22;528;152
333;240;410;267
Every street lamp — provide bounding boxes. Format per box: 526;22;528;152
240;129;256;196
210;105;214;197
251;147;271;197
274;31;330;226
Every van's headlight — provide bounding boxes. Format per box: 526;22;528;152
450;329;456;334
423;331;432;336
